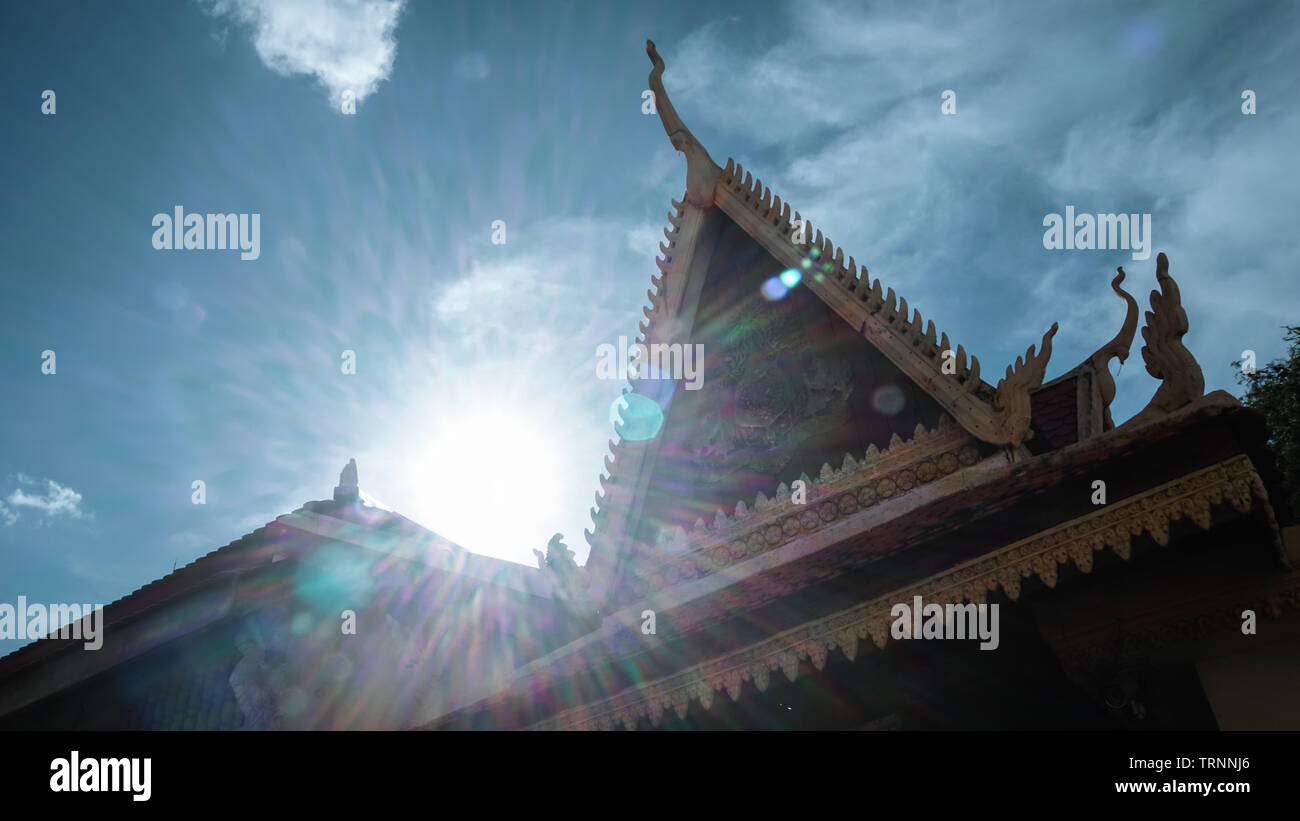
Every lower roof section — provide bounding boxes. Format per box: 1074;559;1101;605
425;392;1293;729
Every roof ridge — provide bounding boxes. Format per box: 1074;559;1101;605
712;157;1060;447
636;39;1059;447
717;157;987;392
638;198;682;343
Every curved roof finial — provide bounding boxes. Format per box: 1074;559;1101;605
647;40;721;208
1087;267;1140;430
990;323;1059;445
1119;253;1205;429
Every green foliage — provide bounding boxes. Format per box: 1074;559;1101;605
1236;326;1300;515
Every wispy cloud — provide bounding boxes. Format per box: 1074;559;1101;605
433;216;654;358
3;475;86;525
661;0;1300;422
199;0;407;106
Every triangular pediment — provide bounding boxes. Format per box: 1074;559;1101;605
624;206;951;545
583;41;1061;610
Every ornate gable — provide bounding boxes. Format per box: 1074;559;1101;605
583;42;1208;614
582;42;1056;610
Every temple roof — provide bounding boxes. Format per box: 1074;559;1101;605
641;41;1059;450
427;392;1291;730
580;42;1204;622
581;43;1065;610
0;461;549;720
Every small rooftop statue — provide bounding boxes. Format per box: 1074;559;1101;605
535;533;597;622
334;458;359;501
534;532;579;575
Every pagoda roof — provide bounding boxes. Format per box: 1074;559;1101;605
640;40;1060;449
427;392;1292;729
463;41;1284;726
581;42;1095;610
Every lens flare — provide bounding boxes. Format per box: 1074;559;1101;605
872;384;907;416
779;268;802;288
292;548;375;614
610;393;664;441
761;276;790;301
291;611;314;636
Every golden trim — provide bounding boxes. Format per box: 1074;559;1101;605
532;455;1269;730
628;422;979;594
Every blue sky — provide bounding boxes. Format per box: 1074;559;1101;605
2;0;1298;655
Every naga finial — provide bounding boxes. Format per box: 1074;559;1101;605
647;40;721;209
1087;268;1140;430
990;323;1059;444
1119;253;1205;429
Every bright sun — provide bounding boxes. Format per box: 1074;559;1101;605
396;406;566;565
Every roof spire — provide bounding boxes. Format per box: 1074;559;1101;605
1084;267;1140;431
647;40;721;209
334;458;359;501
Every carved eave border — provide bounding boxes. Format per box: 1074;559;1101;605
583;190;726;608
617;419;980;602
530;454;1273;730
492;430;1009;712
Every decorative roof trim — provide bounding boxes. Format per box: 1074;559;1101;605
1041;266;1140;442
712;159;1058;446
531;455;1271;729
619;419;980;599
583;197;697;606
660;417;968;551
1081;268;1140;431
646;40;721;209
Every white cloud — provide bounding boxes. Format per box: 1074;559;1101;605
200;0;407;106
433;216;654;357
3;475;86;525
659;0;1300;424
624;220;666;261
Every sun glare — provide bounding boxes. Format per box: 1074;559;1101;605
396;405;566;565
